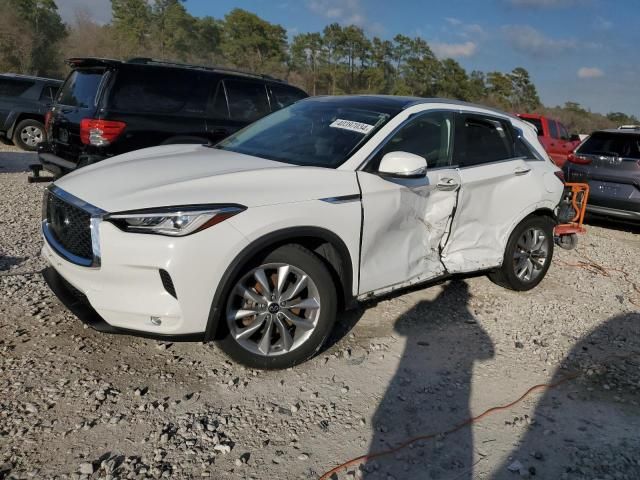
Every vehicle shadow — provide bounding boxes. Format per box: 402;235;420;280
363;280;495;479
492;311;640;479
0;151;36;173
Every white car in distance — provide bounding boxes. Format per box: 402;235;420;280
42;96;565;369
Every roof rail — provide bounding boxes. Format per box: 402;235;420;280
125;57;283;82
0;72;62;82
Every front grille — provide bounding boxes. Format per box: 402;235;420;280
46;191;93;260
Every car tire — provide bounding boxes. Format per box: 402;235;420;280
13;119;45;151
488;216;555;291
217;244;338;369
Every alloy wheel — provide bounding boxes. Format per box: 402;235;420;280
20;126;43;147
225;263;321;357
513;227;550;282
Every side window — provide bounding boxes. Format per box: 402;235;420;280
367;111;453;172
548;120;559;139
454;114;514;167
39;85;57;102
224;80;270;122
514;135;538;160
110;67;209;115
558;123;570;140
0;78;34;97
270;84;307;110
208;81;229;119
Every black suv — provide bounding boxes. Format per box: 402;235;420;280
0;74;62;151
38;58;308;176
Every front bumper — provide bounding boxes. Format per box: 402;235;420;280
42;218;249;337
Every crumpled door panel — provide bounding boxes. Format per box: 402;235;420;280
357;169;460;296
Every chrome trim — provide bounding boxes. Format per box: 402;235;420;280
586;204;640;220
319;194;361;204
43;185;107;268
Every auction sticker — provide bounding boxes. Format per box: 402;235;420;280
330;119;375;134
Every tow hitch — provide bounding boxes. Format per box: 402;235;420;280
27;163;55;183
554;182;590;250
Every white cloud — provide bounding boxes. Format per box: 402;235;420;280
503;25;576;57
444;17;487;39
56;0;112;25
431;41;477;58
505;0;585;8
578;67;604;78
594;16;613;31
307;0;375;30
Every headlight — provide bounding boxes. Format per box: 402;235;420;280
106;205;246;237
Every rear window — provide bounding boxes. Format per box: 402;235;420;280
578;132;640;159
0;78;34;97
225;80;270;122
39;85;58;102
270;84;307;110
548;120;559;139
109;67;210;115
454;115;513;167
58;70;104;108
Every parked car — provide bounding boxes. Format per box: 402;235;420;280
516;113;580;167
0;73;62;151
564;127;640;222
37;57;308;177
42;96;564;369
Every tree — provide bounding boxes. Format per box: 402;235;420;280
290;32;324;95
220;9;287;73
0;0;66;76
111;0;152;55
437;59;470;100
151;0;197;60
509;67;540;111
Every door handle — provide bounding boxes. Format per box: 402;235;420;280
514;167;531;176
436;177;459;191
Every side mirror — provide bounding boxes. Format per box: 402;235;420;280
378;151;427;179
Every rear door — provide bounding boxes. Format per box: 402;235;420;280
50;68;106;160
545;119;565;165
357;110;460;294
441;113;541;273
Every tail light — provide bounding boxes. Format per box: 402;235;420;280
44;111;52;134
80;119;126;146
554;170;565;183
567;153;591;165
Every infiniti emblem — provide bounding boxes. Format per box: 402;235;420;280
268;303;280;314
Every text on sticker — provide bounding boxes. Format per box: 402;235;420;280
329;119;375;134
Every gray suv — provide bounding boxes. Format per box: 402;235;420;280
564;128;640;222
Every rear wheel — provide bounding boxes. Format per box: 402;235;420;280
217;244;337;369
488;216;555;291
13;119;45;151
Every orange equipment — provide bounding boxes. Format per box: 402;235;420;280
554;182;590;250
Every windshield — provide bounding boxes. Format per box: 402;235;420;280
578;132;640;159
215;101;391;167
58;69;104;108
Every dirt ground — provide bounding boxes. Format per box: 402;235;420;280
1;148;639;480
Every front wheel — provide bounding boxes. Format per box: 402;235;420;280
488;216;555;291
217;244;337;369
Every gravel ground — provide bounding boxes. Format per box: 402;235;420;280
1;147;639;480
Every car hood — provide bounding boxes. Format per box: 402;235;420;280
54;144;359;212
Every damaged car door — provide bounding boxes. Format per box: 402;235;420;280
357;111;460;295
440;113;542;273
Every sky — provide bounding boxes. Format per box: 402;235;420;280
56;0;640;117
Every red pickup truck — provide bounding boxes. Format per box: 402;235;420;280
516;114;581;167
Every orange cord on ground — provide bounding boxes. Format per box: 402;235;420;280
319;251;639;480
318;372;580;479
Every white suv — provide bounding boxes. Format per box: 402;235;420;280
42;96;565;368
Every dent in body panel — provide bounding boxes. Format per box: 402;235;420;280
357;171;459;295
